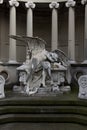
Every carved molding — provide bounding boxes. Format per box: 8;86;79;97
49;1;59;9
65;0;76;7
9;0;19;7
25;1;35;9
0;75;5;98
0;0;3;4
81;0;87;5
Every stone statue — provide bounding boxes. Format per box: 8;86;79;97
10;35;70;95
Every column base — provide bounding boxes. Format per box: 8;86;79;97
8;60;18;64
82;60;87;64
0;61;3;64
69;60;76;64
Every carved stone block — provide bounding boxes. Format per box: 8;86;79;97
78;75;87;99
0;75;5;98
11;36;70;96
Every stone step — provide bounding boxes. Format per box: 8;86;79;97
0;113;87;125
1;97;87;106
0;106;87;116
0;91;87;125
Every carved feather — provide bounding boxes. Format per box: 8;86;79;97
9;35;46;53
53;49;70;66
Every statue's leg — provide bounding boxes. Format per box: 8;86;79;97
25;85;29;94
47;67;53;85
41;69;46;87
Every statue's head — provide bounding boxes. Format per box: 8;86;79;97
47;52;58;62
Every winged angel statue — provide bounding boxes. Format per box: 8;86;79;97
10;35;70;95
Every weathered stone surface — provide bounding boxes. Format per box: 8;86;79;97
0;75;5;98
78;75;87;99
10;36;70;96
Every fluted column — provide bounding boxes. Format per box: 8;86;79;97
81;0;87;63
25;1;35;37
0;0;3;63
25;1;35;61
49;2;59;51
66;0;76;63
9;0;19;63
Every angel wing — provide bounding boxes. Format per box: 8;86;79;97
9;35;46;55
53;49;70;66
9;35;26;42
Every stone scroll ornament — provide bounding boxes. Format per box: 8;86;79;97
9;0;19;7
81;0;87;5
49;1;59;9
65;0;76;7
25;1;35;9
10;35;70;95
78;75;87;99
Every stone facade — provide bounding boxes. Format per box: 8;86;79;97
0;0;85;63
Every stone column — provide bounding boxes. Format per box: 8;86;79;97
49;2;59;51
81;0;87;63
65;0;76;63
25;1;35;62
25;1;35;37
0;0;3;63
9;0;19;63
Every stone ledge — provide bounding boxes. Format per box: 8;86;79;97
0;105;87;115
0;113;87;125
18;0;67;3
